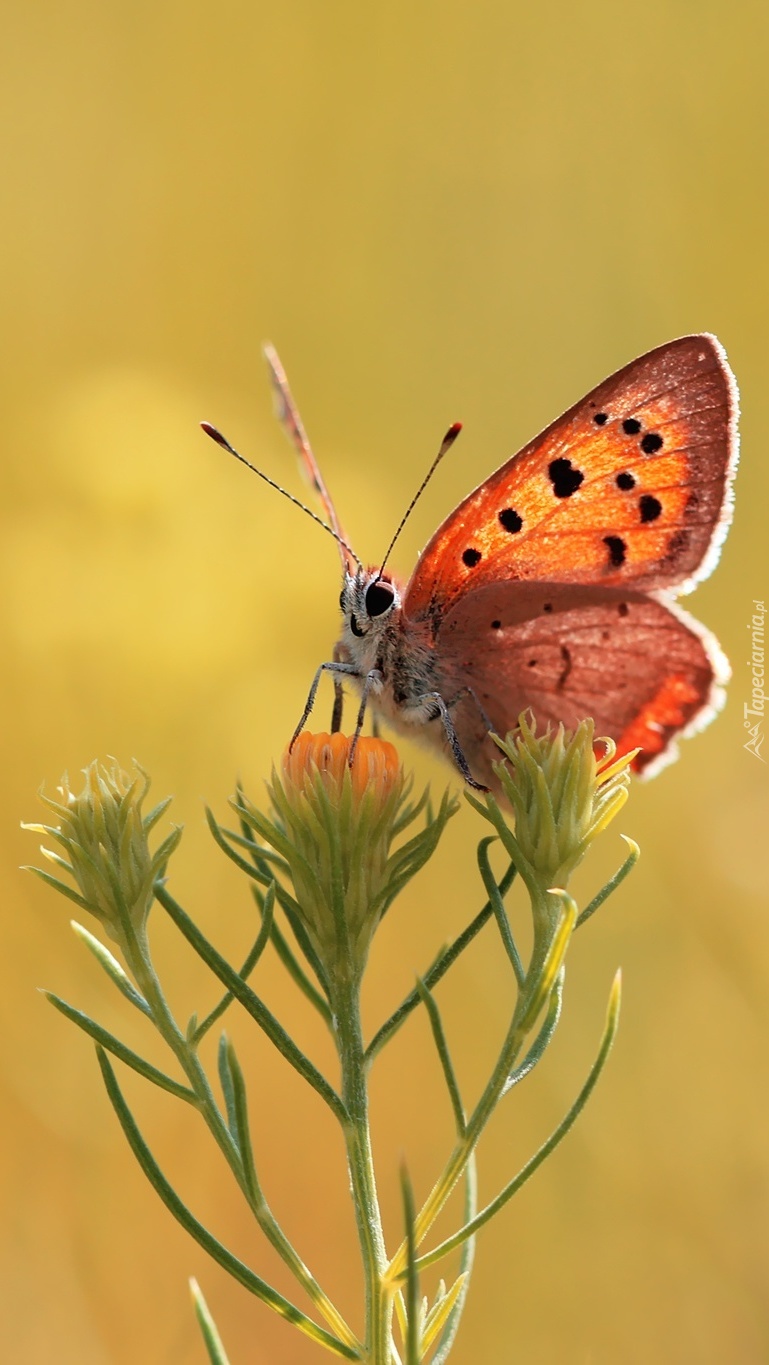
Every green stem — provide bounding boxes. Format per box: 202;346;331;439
388;1007;528;1281
387;890;572;1282
123;926;358;1354
333;966;393;1364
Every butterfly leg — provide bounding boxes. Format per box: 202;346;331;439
290;660;361;750
348;669;384;766
418;690;489;791
446;685;495;737
330;644;346;734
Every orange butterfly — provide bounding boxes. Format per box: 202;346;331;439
204;335;738;788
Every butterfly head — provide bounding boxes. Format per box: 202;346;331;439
339;568;401;659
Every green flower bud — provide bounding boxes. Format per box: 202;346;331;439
234;732;457;982
467;714;636;977
23;759;181;945
490;715;635;897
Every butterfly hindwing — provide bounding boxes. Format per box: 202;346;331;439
404;334;738;621
432;580;726;779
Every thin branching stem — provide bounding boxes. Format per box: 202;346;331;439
410;972;621;1274
387;892;577;1280
119;917;358;1352
97;1048;360;1361
365;860;517;1064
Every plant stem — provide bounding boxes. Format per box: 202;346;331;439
123;926;359;1353
387;898;565;1282
333;965;393;1364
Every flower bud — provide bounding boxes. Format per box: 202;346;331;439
236;733;456;980
489;715;635;899
476;714;635;927
23;759;181;944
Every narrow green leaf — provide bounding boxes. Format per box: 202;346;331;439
221;804;332;993
70;921;150;1015
223;1039;259;1202
96;1048;361;1359
143;795;174;834
419;1273;467;1357
502;968;563;1097
391;783;430;838
365;860;517;1063
476;838;525;987
518;890;577;1034
190;1279;232;1365
257;895;333;1027
414;970;622;1272
401;1166;419;1365
430;1154;476;1365
44;992;196;1103
217;1033;239;1142
191;883;277;1045
154;883;347;1124
269;883;330;996
215;1047;361;1353
575;836;640;929
24;865;91;912
206;807;275;881
416;979;464;1135
37;847;76;877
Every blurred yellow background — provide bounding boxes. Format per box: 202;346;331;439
3;1;768;1361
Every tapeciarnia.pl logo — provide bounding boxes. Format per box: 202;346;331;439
744;599;766;762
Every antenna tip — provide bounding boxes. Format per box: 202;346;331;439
439;422;463;454
200;421;231;451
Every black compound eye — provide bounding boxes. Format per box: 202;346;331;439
365;582;395;617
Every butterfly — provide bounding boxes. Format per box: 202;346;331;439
203;334;739;790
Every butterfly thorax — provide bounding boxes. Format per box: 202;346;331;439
337;568;438;728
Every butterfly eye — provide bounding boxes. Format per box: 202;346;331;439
365;582;395;617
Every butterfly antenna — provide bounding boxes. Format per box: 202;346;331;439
200;422;363;572
377;422;462;579
263;343;353;572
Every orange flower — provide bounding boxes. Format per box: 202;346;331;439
283;731;401;803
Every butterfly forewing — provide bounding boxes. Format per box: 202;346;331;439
404;334;738;620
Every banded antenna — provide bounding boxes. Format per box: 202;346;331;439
263;343;354;573
200;422;363;573
376;422;462;580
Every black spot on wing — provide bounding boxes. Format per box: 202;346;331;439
622;418;641;435
640;432;663;454
639;494;662;523
593;411;609;425
548;457;584;498
462;548;482;567
616;471;636;491
603;535;627;567
498;507;523;533
556;644;573;692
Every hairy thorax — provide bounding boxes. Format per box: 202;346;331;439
336;607;441;735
